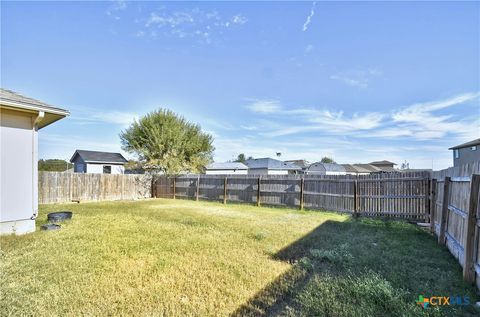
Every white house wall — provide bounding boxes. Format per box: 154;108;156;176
0;108;36;234
85;163;124;174
86;163;103;174
248;169;290;175
325;171;347;175
112;165;124;174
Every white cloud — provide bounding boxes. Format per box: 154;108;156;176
245;99;282;114
263;111;384;137
330;75;367;88
145;11;194;28
232;14;247;25
69;108;139;128
106;0;127;19
91;111;139;127
302;2;317;32
139;7;247;43
392;92;479;123
384;92;480;140
40;133;126;160
305;44;314;53
330;68;382;88
244;92;479;143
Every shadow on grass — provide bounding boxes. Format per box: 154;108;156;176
231;219;479;317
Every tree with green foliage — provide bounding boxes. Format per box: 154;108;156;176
235;153;246;163
234;153;254;163
320;157;336;164
120;109;214;175
38;159;73;172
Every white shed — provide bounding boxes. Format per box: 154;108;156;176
0;88;69;235
70;150;127;174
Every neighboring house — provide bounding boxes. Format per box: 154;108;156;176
284;159;310;173
70;150;128;174
306;162;346;175
0;88;69;235
369;160;397;172
205;162;248;175
305;162;326;175
449;139;480;167
354;164;383;173
244;158;301;175
342;164;372;175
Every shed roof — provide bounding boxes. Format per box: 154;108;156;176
322;163;346;172
205;162;248;170
369;160;397;166
284;159;310;169
354;164;383;173
308;162;346;173
0;88;69;129
342;164;373;173
307;162;326;172
244;158;301;170
70;150;128;164
449;138;480;150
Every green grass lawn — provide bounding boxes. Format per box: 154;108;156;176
1;199;478;316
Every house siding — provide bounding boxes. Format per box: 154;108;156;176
0;108;36;234
86;163;125;174
453;146;480;167
247;169;291;175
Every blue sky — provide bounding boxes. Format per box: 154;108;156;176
2;1;479;169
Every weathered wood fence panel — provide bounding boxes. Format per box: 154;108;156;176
39;172;152;204
153;172;429;220
431;162;480;289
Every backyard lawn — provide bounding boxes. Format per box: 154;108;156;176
1;198;478;316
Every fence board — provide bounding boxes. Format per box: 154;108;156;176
39;172;152;204
154;172;429;219
431;162;480;289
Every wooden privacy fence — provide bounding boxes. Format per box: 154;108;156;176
430;162;480;289
153;172;431;220
38;172;152;204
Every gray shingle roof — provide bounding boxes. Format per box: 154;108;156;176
354;164;382;173
1;88;69;129
322;163;346;172
70;150;128;164
449;138;480;150
205;162;248;170
284;159;310;168
307;162;326;172
1;88;68;115
244;158;301;170
308;162;346;173
342;164;359;173
369;160;397;166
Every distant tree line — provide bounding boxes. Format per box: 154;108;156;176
38;159;73;172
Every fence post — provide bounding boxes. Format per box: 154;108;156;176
257;177;261;207
438;177;451;245
151;177;157;198
223;177;228;204
172;177;176;199
424;178;430;223
430;179;437;233
463;174;480;283
353;179;358;217
299;177;305;210
196;175;200;201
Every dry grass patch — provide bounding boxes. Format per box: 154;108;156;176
1;199;477;316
